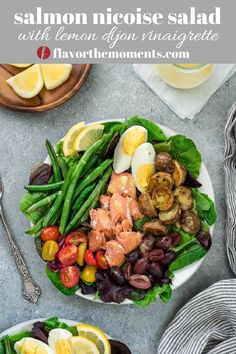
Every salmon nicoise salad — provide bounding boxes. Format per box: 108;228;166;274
19;117;216;306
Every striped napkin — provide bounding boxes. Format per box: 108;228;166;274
158;102;236;354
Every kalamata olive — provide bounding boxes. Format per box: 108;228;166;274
148;249;165;261
124;263;133;280
149;262;163;278
139;234;156;254
125;249;142;263
110;266;126;286
196;231;212;250
128;274;152;289
109;340;132;354
133;258;149;274
159;251;176;265
155;233;181;250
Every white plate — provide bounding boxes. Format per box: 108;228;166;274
0;318;111;338
42;120;215;305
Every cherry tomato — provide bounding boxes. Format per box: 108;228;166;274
41;226;60;241
58;245;78;266
65;231;87;246
81;265;97;283
42;240;59;261
77;242;87;267
60;266;80;288
95;250;109;270
85;250;96;266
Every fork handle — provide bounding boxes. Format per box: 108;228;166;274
0;206;41;303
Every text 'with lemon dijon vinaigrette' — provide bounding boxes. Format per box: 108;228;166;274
156;64;214;89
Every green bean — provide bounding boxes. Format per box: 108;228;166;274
25;217;44;235
57;156;68;179
46;139;62;182
27;192;59;213
73;181;97;210
80;155;98;178
3;336;11;354
65;166;112;234
43;165;75;227
59;139;105;235
24;181;64;192
74;159;113;201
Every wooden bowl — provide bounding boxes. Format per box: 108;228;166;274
0;64;92;112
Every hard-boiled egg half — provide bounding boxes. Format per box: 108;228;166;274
113;126;148;173
14;337;54;354
48;328;73;353
131;142;156;193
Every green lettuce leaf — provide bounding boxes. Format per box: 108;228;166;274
170;135;202;177
133;283;172;307
19;192;48;224
169;243;207;272
192;189;217;226
126;116;167;142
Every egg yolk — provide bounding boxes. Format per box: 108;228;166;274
55;339;72;354
16;340;48;354
136;164;155;190
122;129;146;155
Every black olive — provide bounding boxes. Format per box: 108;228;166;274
109;340;132;354
125;249;142;263
110;266;126;286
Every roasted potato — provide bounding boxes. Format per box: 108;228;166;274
138;193;157;217
174;186;193;211
152;186;174;211
172;160;187;187
143;219;168;236
180;210;201;234
159;201;181;225
155;152;174;173
148;172;174;190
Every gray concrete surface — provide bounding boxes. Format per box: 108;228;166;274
0;64;235;354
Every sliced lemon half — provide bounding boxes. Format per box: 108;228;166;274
41;64;72;90
70;336;100;354
76;324;111;354
73;124;104;152
7;64;44;99
10;64;32;68
63;121;85;156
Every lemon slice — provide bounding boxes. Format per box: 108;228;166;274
63;121;85;156
76;324;111;354
73;124;104;152
7;64;43;99
70;336;100;354
10;64;32;68
41;64;72;90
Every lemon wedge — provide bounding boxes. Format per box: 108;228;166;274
7;64;44;99
76;324;111;354
41;64;72;90
63;121;85;156
10;64;32;68
73;124;104;152
70;336;100;354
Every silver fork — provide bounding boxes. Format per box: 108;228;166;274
0;177;41;303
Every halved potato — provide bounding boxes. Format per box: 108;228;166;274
174;186;193;211
138;193;157;217
149;172;174;190
180;211;201;234
155;152;174;173
152;186;174;211
159;201;181;225
143;219;168;236
172;160;187;186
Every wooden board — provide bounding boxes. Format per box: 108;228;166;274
0;64;92;112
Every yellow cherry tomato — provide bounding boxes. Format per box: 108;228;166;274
77;242;87;266
42;240;59;261
81;265;97;283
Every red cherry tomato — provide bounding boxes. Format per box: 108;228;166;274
60;266;80;288
95;250;109;270
85;250;96;266
41;226;60;242
58;245;78;266
65;231;87;246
